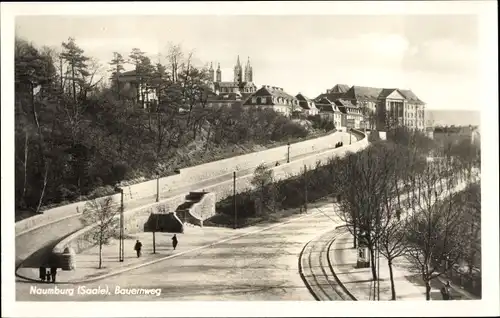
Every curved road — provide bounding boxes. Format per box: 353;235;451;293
17;202;342;301
16;132;355;271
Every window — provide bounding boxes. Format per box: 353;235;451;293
261;97;267;104
252;97;257;104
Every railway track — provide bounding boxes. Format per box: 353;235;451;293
298;226;355;301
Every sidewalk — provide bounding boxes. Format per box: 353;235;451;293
17;225;238;284
329;231;479;301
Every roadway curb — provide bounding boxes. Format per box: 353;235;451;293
326;230;357;301
18;209;324;285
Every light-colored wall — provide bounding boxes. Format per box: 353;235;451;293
16;130;352;235
52;130;368;259
191;192;216;222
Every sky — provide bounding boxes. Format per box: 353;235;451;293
15;14;481;110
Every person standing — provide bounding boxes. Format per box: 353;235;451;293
134;240;143;258
39;266;46;282
50;266;57;283
440;281;452;300
172;234;178;250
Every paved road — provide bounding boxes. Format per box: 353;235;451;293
15;132;355;271
16;202;341;301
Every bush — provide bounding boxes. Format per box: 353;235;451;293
88;185;116;199
307;114;336;131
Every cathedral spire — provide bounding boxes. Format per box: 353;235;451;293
209;62;214;82
244;56;253;83
234;56;243;83
216;62;221;82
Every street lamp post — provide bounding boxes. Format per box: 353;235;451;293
304;164;308;213
377;241;381;300
156;170;160;202
287;142;291;163
376;208;381;300
114;186;125;262
349;128;352;145
233;171;237;229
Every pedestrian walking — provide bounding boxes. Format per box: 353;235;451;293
50;266;57;283
172;234;178;250
440;281;452;300
134;240;143;258
39;266;46;282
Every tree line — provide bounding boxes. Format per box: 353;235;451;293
15;37;327;218
211;127;481;300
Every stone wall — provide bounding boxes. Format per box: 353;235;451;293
16;131;352;235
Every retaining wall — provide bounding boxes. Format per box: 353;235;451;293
52;130;368;259
16;131;352;235
189;192;216;223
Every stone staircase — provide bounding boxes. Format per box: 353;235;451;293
176;191;216;227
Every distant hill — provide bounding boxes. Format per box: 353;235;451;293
426;109;480;127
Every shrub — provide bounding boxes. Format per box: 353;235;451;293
307;114;336;131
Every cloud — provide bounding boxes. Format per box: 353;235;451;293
362;33;410;60
403;38;479;75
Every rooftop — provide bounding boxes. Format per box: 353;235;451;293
327;84;350;94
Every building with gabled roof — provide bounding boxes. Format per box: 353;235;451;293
314;84;426;131
243;85;300;117
327;84;350;94
295;93;319;116
315;96;344;129
206;91;246;108
335;99;363;129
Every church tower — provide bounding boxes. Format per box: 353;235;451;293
244;57;253;82
209;62;215;83
233;55;243;83
216;63;222;82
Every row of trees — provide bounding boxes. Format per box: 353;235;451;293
15;37;317;217
211;128;481;299
335;128;481;300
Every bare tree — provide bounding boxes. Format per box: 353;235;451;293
375;143;414;300
166;43;184;84
458;183;481;278
404;160;470;300
335;152;361;248
80;197;119;269
336;145;395;281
